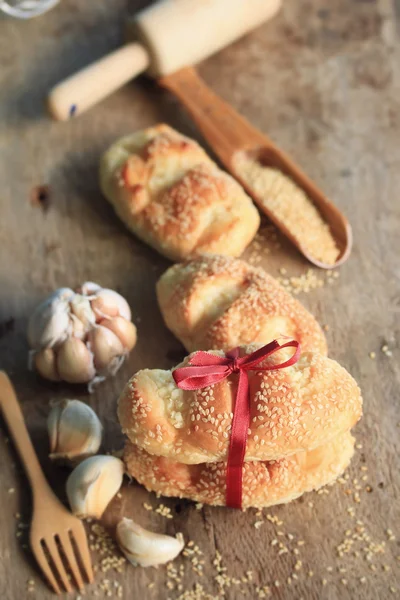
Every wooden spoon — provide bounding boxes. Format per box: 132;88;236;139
161;67;352;269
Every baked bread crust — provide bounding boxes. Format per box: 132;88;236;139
156;255;327;354
99;125;260;261
123;432;355;509
118;345;362;464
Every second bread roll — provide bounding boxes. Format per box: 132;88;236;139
100;124;260;261
157;255;327;354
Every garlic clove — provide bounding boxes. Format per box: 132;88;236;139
88;325;125;372
68;314;86;340
78;281;102;296
70;294;96;330
57;337;96;383
100;317;137;351
34;348;61;381
28;288;73;350
116;518;184;567
66;455;124;519
47;399;102;465
90;289;131;321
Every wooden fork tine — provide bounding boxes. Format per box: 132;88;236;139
71;522;94;583
31;538;61;595
59;531;85;591
44;537;73;593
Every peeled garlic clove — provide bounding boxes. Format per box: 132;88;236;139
28;288;73;350
57;337;96;383
90;289;131;321
66;455;124;519
34;347;61;381
48;399;102;465
88;325;125;371
116;518;184;567
100;317;137;351
70;294;96;330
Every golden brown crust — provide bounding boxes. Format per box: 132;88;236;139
156;255;328;354
123;432;355;509
118;344;362;464
99;125;260;261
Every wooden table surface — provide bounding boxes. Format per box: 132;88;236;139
1;1;399;599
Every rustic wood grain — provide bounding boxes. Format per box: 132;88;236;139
0;1;399;599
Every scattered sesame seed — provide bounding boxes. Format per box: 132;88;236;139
155;504;173;519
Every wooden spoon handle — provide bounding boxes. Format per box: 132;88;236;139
0;372;49;495
160;66;268;164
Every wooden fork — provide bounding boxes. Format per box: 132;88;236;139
0;372;94;594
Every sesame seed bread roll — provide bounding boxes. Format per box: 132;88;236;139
156;255;327;354
99;125;260;261
118;345;362;464
123;432;355;509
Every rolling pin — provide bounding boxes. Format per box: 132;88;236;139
48;0;352;267
48;0;281;120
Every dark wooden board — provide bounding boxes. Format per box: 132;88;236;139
0;1;399;599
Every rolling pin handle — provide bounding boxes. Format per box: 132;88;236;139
47;42;150;121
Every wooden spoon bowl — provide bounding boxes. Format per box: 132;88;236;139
232;146;352;268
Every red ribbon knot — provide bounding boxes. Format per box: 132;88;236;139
173;339;301;509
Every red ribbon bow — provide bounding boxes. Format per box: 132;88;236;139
173;339;301;509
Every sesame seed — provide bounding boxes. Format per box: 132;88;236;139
234;154;340;264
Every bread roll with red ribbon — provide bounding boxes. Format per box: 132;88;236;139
99;125;260;261
123;432;355;509
156;255;327;354
118;343;362;465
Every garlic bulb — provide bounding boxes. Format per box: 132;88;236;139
116;518;184;567
28;282;137;390
47;399;102;465
66;455;124;519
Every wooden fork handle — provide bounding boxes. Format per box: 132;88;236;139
0;372;50;497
